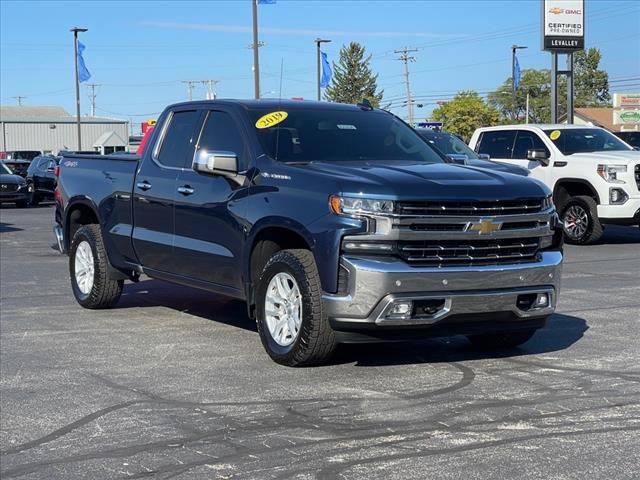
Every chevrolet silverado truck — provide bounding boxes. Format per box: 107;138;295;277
54;100;563;366
470;125;640;244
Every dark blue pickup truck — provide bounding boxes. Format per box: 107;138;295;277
54;99;563;366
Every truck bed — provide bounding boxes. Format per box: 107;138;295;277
57;153;141;266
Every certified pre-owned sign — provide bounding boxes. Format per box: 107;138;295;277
542;0;585;51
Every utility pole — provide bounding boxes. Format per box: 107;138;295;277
251;0;260;99
201;79;219;100
86;83;100;116
395;47;418;125
70;26;88;151
12;96;26;106
182;81;197;101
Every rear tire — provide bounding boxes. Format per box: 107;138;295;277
560;195;603;245
69;224;123;309
467;329;537;349
256;249;337;367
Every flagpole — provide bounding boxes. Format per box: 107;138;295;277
71;27;88;150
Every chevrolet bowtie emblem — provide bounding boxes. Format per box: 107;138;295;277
466;219;503;235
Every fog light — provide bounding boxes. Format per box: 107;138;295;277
385;301;413;319
391;302;412;315
609;187;628;205
534;293;549;308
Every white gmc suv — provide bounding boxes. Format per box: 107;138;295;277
469;125;640;244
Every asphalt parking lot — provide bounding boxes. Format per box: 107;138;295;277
1;205;639;479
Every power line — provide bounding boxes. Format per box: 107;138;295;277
395;47;418;125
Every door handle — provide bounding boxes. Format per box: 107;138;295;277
177;185;195;195
136;181;152;191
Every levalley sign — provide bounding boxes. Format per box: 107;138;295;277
542;0;585;52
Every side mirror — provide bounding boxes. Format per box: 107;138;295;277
193;150;238;176
633;146;640;151
527;149;550;166
446;153;468;165
478;153;491;160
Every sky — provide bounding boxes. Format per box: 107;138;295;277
1;0;639;132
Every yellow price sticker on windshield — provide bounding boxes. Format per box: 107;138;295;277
255;111;288;129
549;130;561;141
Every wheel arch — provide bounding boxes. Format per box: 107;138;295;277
244;224;314;318
553;179;600;210
64;196;100;251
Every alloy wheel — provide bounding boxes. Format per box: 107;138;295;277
264;272;302;347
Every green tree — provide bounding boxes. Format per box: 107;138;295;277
488;69;552;123
574;48;611;107
325;42;383;106
487;48;610;123
431;91;500;142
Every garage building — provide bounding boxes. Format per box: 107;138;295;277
0;106;129;154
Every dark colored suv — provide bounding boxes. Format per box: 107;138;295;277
26;155;60;205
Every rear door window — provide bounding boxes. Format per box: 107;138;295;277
476;131;517;159
155;110;201;169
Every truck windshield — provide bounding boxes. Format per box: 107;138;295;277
1;162;12;175
248;107;444;164
544;128;632;155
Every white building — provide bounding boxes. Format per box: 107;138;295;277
0;106;129;154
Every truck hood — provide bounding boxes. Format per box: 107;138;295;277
294;161;549;200
567;150;640;165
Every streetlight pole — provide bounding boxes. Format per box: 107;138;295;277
251;0;260;99
511;44;527;120
315;38;331;101
71;27;88;151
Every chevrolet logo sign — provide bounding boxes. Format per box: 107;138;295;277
466;219;503;235
549;7;563;14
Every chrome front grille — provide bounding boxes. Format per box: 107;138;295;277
342;197;555;268
397;198;544;216
398;238;540;267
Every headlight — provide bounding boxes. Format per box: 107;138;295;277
541;194;554;211
597;164;627;184
329;195;395;216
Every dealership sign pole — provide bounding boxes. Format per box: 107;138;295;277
542;0;584;124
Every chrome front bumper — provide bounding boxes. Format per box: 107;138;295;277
323;251;563;327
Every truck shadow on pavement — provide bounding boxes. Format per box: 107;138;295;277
117;279;588;366
0;221;23;233
597;225;640;245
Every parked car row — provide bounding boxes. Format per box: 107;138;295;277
0;161;29;207
0;154;60;207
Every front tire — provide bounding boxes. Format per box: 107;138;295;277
560;195;603;245
69;224;123;309
256;249;337;367
15;199;29;208
467;329;537;349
